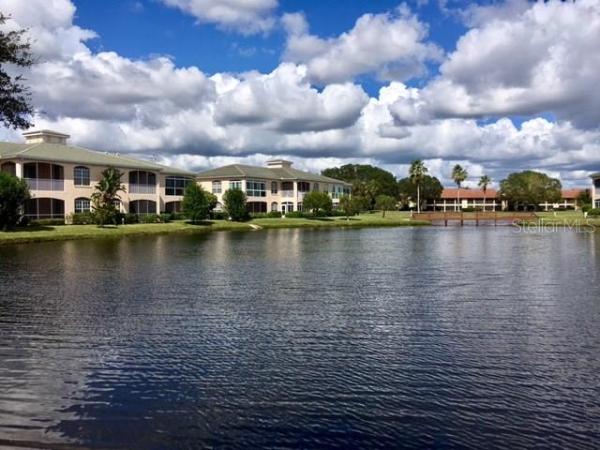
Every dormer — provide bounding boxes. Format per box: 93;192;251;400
22;129;70;145
266;159;293;169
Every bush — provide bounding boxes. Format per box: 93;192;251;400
461;207;477;212
31;219;65;226
587;208;600;217
303;191;333;216
166;212;187;221
223;188;248;221
285;211;306;218
182;183;214;223
69;212;95;225
251;211;282;219
159;213;171;223
115;213;139;224
138;214;161;224
0;172;30;230
210;211;228;220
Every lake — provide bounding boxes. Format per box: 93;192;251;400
1;227;599;449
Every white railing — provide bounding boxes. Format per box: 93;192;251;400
24;178;64;191
281;190;294;198
129;184;156;194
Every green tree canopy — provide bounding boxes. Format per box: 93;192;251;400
577;189;592;208
322;164;398;198
375;195;397;218
223;188;248;221
452;164;468;189
302;191;333;216
338;195;356;220
0;171;30;230
182;183;214;223
499;170;562;210
91;167;125;226
397;175;443;209
0;13;34;129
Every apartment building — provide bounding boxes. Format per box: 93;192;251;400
0;130;195;220
592;173;600;209
429;188;502;211
196;160;351;213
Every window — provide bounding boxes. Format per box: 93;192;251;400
271;181;278;194
165;176;192;196
1;162;16;176
596;200;600;209
24;198;65;219
130;200;157;215
297;202;303;212
230;180;242;190
129;171;157;185
298;181;310;192
313;183;319;192
271;202;278;212
246;180;266;197
594;179;600;189
165;201;182;213
247;202;267;213
212;180;222;194
74;198;91;213
282;202;293;213
74;166;90;186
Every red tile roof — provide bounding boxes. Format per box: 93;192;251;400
441;188;498;199
561;188;586;200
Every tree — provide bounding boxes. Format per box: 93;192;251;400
499;170;562;211
223;188;248;221
352;180;381;210
182;183;213;223
302;191;333;216
0;14;34;129
409;160;428;213
452;164;468;206
322;164;398;198
338;195;355;220
91;167;125;227
478;175;492;211
397;175;443;210
350;195;370;214
577;189;592;209
375;195;397;218
0;171;30;230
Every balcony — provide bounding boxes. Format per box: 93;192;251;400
281;190;295;198
25;178;64;191
129;184;156;194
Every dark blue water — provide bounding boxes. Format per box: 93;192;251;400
1;227;599;449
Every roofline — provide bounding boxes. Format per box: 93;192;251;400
22;129;70;138
590;172;600;178
196;173;351;185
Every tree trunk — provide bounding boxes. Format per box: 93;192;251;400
417;184;421;214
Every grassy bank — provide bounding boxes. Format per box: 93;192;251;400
0;211;428;245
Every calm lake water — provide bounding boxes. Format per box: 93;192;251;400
1;227;599;449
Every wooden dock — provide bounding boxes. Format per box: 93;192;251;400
412;211;538;226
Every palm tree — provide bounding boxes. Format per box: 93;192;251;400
478;175;492;211
409;160;428;213
451;164;468;211
91;167;125;226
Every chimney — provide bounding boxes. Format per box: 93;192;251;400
266;159;293;169
22;129;70;145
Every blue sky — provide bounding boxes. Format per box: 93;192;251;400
1;0;599;187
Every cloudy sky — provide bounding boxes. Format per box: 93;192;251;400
0;0;599;187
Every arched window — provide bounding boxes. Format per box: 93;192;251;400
129;171;157;194
271;202;278;212
0;162;16;176
130;200;157;215
73;166;90;186
74;198;91;213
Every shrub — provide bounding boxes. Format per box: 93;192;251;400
69;212;95;225
303;191;333;216
223;188;248;221
285;211;306;218
210;211;228;220
31;219;65;226
462;207;477;212
251;211;282;219
182;183;214;223
587;208;600;217
139;214;161;224
159;213;171;223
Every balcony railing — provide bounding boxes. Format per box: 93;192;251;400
281;190;295;198
24;178;64;191
129;184;156;194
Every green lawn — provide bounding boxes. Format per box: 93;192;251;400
535;210;600;225
0;211;427;245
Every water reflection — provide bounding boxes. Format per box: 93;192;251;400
1;228;599;449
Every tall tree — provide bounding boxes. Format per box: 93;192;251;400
0;171;30;230
182;183;214;224
91;167;125;226
338;195;355;220
409;160;428;213
322;164;398;198
478;175;492;211
499;171;562;211
452;164;468;208
0;13;34;129
397;175;443;210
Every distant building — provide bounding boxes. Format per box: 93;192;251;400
196;160;351;214
0;130;195;220
429;188;501;211
540;189;586;211
592;173;600;209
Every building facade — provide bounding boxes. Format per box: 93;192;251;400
196;160;351;214
591;173;600;209
0;130;195;220
429;188;502;211
539;189;586;211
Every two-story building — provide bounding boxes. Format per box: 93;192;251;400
196;160;351;214
429;188;502;211
591;173;600;209
0;130;195;220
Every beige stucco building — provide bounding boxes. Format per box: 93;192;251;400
196;160;351;214
592;173;600;209
0;130;195;220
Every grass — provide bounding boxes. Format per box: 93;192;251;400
0;211;428;245
533;210;600;226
